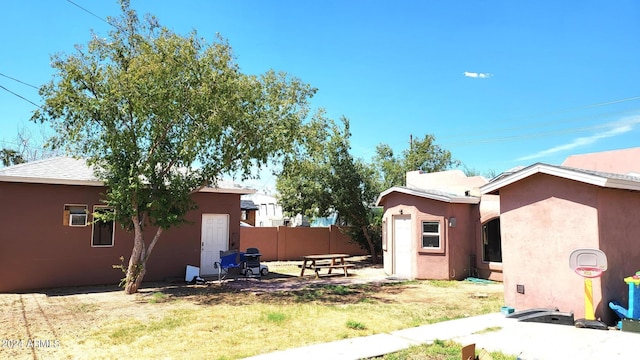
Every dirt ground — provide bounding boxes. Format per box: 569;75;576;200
0;259;503;359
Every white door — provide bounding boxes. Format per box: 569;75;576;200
393;216;412;279
200;214;229;275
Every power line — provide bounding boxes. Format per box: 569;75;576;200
66;0;110;25
0;85;41;108
0;73;38;89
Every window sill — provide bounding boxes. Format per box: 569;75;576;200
480;262;503;271
418;248;445;255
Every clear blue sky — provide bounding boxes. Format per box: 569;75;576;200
2;1;639;185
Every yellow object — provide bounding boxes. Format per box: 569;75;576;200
584;278;595;321
624;276;640;286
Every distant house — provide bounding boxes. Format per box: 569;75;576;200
242;193;286;227
0;157;254;292
240;199;259;226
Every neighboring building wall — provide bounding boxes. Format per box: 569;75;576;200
499;174;601;320
406;170;487;196
239;225;366;261
0;182;241;292
243;193;285;227
561;147;640;174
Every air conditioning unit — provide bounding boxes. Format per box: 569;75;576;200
69;213;88;227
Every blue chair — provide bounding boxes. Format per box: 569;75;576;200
214;250;241;282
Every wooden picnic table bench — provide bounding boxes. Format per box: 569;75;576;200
299;254;354;278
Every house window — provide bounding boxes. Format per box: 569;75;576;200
64;204;88;227
260;204;267;216
92;207;115;247
482;218;502;263
421;221;440;248
241;210;247;221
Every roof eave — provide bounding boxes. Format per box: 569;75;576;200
480;163;640;194
199;187;256;195
376;186;480;206
0;176;103;186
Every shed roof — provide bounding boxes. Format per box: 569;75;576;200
240;199;259;210
480;162;640;194
375;186;480;206
0;157;255;194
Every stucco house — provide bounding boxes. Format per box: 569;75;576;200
376;170;502;281
376;147;640;325
0;157;253;292
481;154;640;324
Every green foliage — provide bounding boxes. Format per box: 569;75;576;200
373;134;459;190
276;114;381;260
265;312;288;324
33;1;315;292
148;292;169;304
346;320;367;330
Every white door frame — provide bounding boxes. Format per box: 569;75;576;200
200;213;229;275
393;215;412;279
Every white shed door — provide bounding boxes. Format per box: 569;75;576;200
200;214;229;275
393;216;412;279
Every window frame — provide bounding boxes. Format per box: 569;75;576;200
91;206;115;248
64;204;88;227
421;220;441;249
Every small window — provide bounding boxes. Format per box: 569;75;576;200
92;207;115;247
241;210;247;221
482;218;502;263
64;204;88;227
421;221;440;248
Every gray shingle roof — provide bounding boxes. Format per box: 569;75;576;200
0;157;100;185
0;157;256;195
376;185;480;206
481;162;640;194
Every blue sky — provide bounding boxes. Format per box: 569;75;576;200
1;1;639;190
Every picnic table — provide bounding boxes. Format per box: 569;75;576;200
299;254;355;278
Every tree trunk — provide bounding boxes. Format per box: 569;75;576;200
124;220;164;295
361;224;378;265
124;219;146;294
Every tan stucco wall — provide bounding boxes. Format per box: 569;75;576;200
498;173;640;323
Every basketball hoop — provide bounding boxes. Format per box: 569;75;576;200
574;266;604;278
569;248;608;325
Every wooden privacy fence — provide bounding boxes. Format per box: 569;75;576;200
239;225;368;261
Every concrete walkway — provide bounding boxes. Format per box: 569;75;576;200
244;313;639;360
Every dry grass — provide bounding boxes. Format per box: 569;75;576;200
0;262;505;359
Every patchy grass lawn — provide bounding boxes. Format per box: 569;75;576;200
1;263;506;359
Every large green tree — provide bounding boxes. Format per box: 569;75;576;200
33;1;315;294
276;114;381;262
373;134;459;190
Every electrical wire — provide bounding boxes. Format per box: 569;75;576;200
0;85;40;108
66;0;110;25
0;73;38;89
